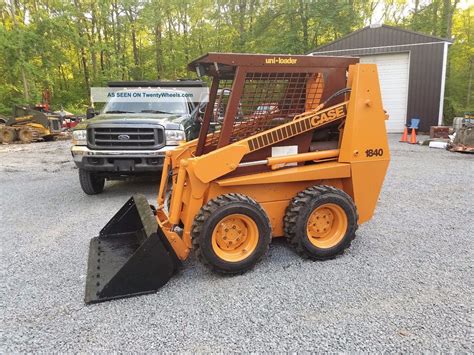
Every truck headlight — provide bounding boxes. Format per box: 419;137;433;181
165;130;186;145
72;130;87;146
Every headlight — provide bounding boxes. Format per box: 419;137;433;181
72;130;87;146
165;130;186;145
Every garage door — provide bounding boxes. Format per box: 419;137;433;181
360;52;409;133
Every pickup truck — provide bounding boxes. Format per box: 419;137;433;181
71;80;206;194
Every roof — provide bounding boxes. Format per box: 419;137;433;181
187;52;359;78
310;24;452;54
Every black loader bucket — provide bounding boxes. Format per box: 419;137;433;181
84;194;179;304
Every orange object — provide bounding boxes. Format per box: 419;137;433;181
306;203;348;248
400;127;408;142
84;54;392;304
211;213;259;262
157;62;389;265
409;128;417;144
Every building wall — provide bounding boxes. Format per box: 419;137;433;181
311;26;448;132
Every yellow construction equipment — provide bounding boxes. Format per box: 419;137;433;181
0;105;61;144
85;53;390;304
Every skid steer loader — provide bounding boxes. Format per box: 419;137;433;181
85;53;390;304
0;105;61;143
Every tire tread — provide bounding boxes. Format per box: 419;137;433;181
79;169;105;195
191;193;270;274
284;185;358;260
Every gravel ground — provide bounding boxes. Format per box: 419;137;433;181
1;136;473;352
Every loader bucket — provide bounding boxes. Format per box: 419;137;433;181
84;194;179;304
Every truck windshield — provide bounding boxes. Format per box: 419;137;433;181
103;100;189;115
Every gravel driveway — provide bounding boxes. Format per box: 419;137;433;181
1;136;472;352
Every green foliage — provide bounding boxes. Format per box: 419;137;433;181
443;97;456;125
444;5;473;122
0;0;471;119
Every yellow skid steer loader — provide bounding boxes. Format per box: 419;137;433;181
85;53;390;304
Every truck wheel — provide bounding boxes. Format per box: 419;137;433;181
192;193;271;274
18;127;33;143
1;127;16;144
79;169;105;195
284;185;358;260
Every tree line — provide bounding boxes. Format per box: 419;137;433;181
0;0;472;122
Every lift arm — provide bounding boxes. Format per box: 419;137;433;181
192;101;348;183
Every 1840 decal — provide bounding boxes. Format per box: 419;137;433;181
365;148;384;157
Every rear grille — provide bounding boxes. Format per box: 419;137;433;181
88;125;165;150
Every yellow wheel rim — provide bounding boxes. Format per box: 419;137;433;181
306;203;348;248
211;213;259;262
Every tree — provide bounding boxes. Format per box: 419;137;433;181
0;0;471;117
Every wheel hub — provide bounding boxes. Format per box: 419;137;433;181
306;203;348;248
211;213;259;262
214;218;247;251
307;208;335;237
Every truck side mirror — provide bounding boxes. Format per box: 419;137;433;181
86;107;96;119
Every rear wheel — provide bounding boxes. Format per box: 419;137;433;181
79;168;105;195
18;127;33;143
1;127;16;144
284;185;358;260
192;193;271;274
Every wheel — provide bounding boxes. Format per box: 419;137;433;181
1;127;16;143
18;127;33;143
192;193;271;274
79;168;105;195
284;185;358;260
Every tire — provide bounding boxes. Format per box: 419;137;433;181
192;193;271;274
18;127;33;143
79;168;105;195
284;185;358;260
1;127;16;144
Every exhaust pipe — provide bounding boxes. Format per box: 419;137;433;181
84;194;179;304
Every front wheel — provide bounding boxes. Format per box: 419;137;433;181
192;193;271;274
1;127;16;143
284;185;358;260
79;168;105;195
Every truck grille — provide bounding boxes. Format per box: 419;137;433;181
88;125;165;150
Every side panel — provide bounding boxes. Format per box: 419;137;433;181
260;200;289;237
350;160;390;223
339;64;390;223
